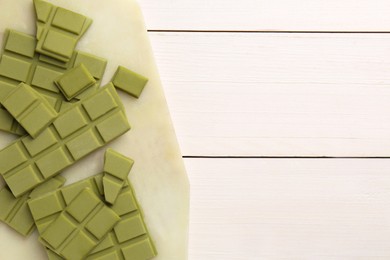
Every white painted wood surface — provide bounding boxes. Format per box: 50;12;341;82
186;158;390;259
149;32;390;157
139;0;390;31
138;0;390;259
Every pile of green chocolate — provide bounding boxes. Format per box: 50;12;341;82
0;0;157;259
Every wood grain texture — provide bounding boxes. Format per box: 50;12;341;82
185;158;390;259
139;0;390;31
149;32;390;157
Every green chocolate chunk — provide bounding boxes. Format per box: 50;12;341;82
0;84;130;197
55;64;96;101
0;108;26;135
34;0;92;62
114;214;146;243
42;30;77;60
0;55;32;82
22;128;58;156
28;174;107;233
2;84;38;117
29;176;66;199
44;95;58;108
46;249;63;260
121;239;157;259
0;187;31;236
72;52;107;101
0;30;107;135
3;30;36;58
0;142;28;173
58;101;75;113
73;84;99;101
0;176;65;236
112;66;148;98
34;0;53;23
103;149;134;204
19;102;57;136
74;52;107;81
35;147;73;179
32;65;62;93
52;107;88;138
0;30;67;113
95;111;130;143
52;7;87;35
0;109;15;133
38;53;76;70
0;82;25;135
104;149;134;180
86;186;157;259
0;81;16;102
66;187;101;222
82;89;119;120
66;129;101;160
6;166;42;197
40;188;120;259
28;172;156;260
2;83;58;138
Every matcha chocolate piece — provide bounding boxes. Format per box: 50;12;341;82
40;188;120;259
0;175;65;236
112;66;148;98
0;29;67;112
28;174;114;233
28;173;157;260
87;187;157;260
33;0;92;62
0;105;26;135
0;84;130;197
2;83;57;137
103;149;134;204
55;64;96;101
0;30;107;135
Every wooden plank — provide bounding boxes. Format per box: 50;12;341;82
149;32;390;156
139;0;390;32
186;158;390;259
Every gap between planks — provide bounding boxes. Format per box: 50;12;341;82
183;156;390;159
139;0;390;32
149;30;390;34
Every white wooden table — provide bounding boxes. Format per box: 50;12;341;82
139;1;390;259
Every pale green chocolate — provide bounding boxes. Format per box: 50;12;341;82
111;66;148;98
40;188;120;259
3;30;36;58
0;107;26;135
0;84;130;197
0;30;107;136
29;176;66;199
0;175;65;236
88;181;157;259
28;174;122;233
28;172;157;260
46;249;63;260
55;63;96;101
2;83;57;138
34;0;92;62
42;30;76;61
103;149;134;204
73;53;107;101
0;81;26;135
0;55;32;82
74;53;107;81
